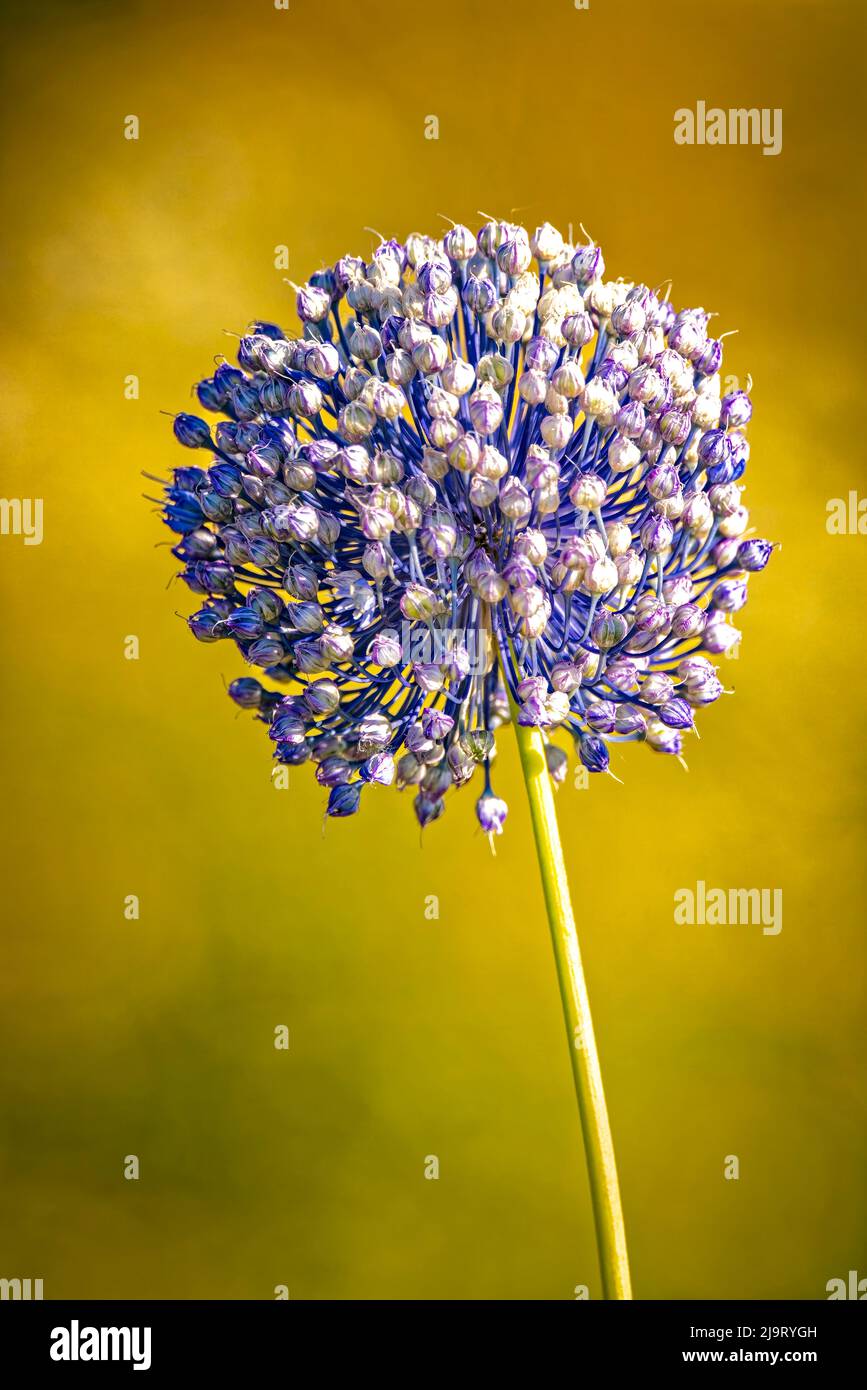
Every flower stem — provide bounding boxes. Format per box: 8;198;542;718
509;713;633;1300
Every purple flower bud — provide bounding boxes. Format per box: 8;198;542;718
228;677;264;709
421;707;455;740
304;680;341;717
736;538;773;572
326;783;362;817
545;744;569;785
578;734;609;774
443;223;477;262
585;700;617;733
640;514;675;554
274;741;310;766
712;579;748;612
414;792;445;828
592;609;630;649
462;275;497;315
188;609;223;642
669;312;708;357
645;721;683;755
615;400;646;437
563;312;595;349
360;752;396;785
683;672;724;706
611;299;646;338
655;405;689;448
614;705;646;736
173;413;213;449
269;711;307;745
720;390;752;429
596;359;629;393
628;365;668;409
524;336;560;372
294;284;330;323
671;604;706;640
572;242;604;285
248;635;286;667
196;378;225;412
225;607;265;641
476;790;509;835
698;428;732;468
646;462;681;500
659;698;694;730
703;619;741;655
316;756;353;788
693;337;723;375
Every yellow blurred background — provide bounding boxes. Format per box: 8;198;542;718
0;0;865;1299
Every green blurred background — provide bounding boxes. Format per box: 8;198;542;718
0;0;865;1299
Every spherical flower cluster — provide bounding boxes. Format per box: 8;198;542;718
159;218;772;835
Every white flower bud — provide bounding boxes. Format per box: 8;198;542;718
428;416;462;449
683;491;713;533
718;505;749;537
518;369;549;405
692;392;721;429
477;445;509;481
427;388;460;419
338;401;375;441
616;549;644;587
551;361;586;399
468;474;499;509
478;353;514;391
385;350;415;386
531;221;564;262
421;448;448;481
708;482;742;517
499;476;532;522
491;303;527;344
607;340;639;371
541;414;573;449
606;521;632;556
441;357;475;396
581;380;619;427
583;555;618;595
607;435;641;474
513;528;547;564
569;473;607;510
509;271;541;314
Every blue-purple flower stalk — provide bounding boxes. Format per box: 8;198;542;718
156;217;772;1297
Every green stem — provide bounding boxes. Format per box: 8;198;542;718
509;709;633;1300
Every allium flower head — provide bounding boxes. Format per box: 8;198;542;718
157;218;773;834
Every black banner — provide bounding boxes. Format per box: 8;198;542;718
0;1299;862;1374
